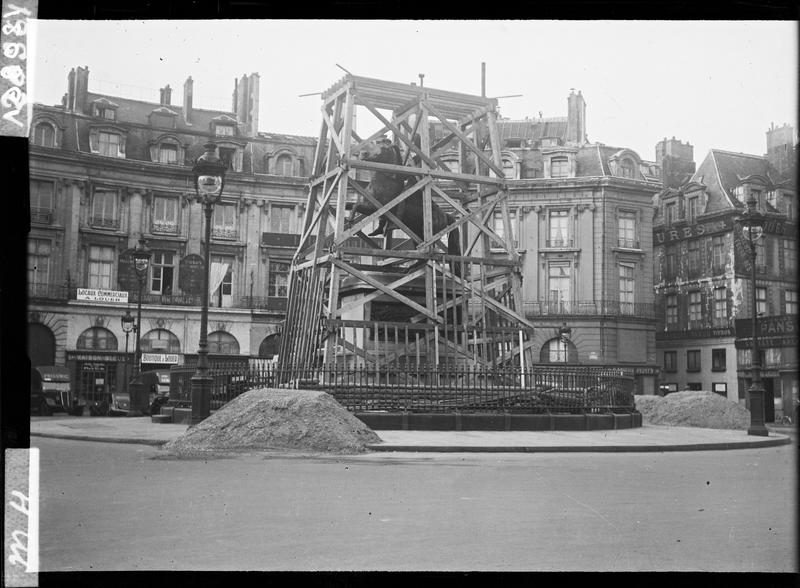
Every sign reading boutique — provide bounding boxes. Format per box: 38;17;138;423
141;353;180;364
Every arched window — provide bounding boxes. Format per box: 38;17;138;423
620;159;636;179
77;327;118;350
28;323;56;367
502;158;515;179
258;334;281;358
276;154;293;176
140;329;181;353
33;123;55;147
208;331;240;355
538;337;575;364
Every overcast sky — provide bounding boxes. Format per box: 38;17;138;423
28;19;797;164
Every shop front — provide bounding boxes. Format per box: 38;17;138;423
67;351;129;407
735;314;799;423
140;352;182;372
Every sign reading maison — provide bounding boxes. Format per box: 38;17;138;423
77;289;129;303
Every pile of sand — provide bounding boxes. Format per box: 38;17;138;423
162;388;381;456
635;391;750;430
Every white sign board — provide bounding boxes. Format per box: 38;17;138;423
141;353;180;365
76;289;129;303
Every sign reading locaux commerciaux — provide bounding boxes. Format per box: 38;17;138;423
76;289;129;303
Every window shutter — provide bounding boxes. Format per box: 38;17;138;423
89;129;99;153
149;143;158;162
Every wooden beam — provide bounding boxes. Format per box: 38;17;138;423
423;100;506;177
331;258;440;322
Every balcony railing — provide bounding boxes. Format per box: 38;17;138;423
211;227;238;240
30;207;54;224
616;238;640;249
69;288;290;310
545;238;574;248
151;220;179;234
523;299;655;319
29;283;69;300
89;216;120;229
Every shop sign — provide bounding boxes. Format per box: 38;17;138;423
735;315;799;339
634;367;661;376
141;353;180;364
81;362;105;370
77;289;129;303
654;217;732;244
656;327;735;341
178;254;205;295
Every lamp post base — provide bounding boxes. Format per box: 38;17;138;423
190;373;212;426
747;385;769;437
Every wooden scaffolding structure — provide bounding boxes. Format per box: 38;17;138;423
278;75;535;381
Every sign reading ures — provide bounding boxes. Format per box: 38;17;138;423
654;216;794;245
77;289;128;303
178;254;205;296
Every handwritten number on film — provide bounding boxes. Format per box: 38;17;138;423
1;4;31;128
8;490;31;568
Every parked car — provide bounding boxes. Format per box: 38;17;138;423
31;366;84;416
91;370;170;416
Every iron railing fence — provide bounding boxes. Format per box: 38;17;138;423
523;299;655;319
167;363;636;415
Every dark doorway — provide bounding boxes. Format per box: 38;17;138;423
28;323;56;367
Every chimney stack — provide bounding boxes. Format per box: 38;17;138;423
159;84;172;106
566;89;587;146
183;76;193;124
66;66;90;113
232;73;260;137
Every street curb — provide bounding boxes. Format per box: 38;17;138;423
31;431;792;452
365;435;792;453
31;432;171;446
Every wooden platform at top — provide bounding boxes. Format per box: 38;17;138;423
321;75;498;121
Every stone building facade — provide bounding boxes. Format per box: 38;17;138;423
28;74;664;401
27;66;315;405
440;90;663;393
652;124;798;421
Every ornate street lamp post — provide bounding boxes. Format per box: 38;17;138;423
736;193;768;437
558;322;572;366
132;238;152;377
121;310;135;393
191;142;226;425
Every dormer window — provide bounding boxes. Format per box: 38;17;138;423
158;144;178;164
91;98;119;121
89;126;127;158
149;135;185;166
32;122;56;147
276;154;293;176
99;132;120;157
620;159;636;179
543;147;576;179
219;147;236;171
551;157;569;178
